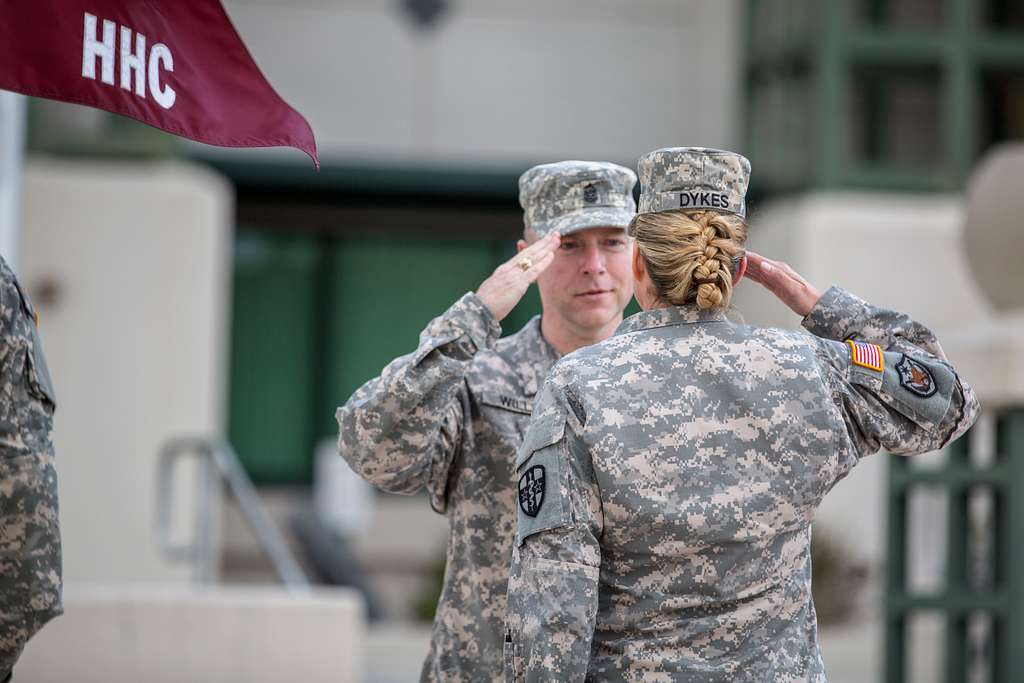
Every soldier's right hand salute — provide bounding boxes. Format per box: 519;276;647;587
476;232;560;321
744;251;823;316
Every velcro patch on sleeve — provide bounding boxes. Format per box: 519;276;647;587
895;354;938;397
518;465;546;517
514;413;569;546
847;340;884;372
880;351;956;427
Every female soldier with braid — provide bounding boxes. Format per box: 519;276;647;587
503;147;979;682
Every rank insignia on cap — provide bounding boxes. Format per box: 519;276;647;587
582;183;598;204
518;465;546;518
847;340;884;372
896;354;937;397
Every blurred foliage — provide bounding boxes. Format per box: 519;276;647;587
414;546;447;623
27;98;179;159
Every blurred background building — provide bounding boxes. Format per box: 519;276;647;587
2;0;1022;681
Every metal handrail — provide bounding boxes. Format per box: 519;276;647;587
155;436;310;593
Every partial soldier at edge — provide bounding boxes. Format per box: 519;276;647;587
336;161;638;681
0;255;62;681
504;147;981;681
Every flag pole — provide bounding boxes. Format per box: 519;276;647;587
0;92;25;267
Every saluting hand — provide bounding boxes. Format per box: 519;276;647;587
744;251;823;317
476;233;560;322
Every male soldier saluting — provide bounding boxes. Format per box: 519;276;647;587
0;255;61;681
336;161;637;681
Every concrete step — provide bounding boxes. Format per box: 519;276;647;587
16;584;365;683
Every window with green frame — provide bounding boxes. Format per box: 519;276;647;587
745;0;1024;194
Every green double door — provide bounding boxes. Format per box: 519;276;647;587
228;230;542;483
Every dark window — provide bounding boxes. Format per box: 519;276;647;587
979;68;1024;157
849;65;942;168
982;0;1024;32
849;0;945;30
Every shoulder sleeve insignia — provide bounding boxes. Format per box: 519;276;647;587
518;465;546;517
895;354;937;397
847;340;884;372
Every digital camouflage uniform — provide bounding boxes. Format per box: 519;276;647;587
506;288;980;682
336;161;637;681
505;147;981;682
0;256;62;680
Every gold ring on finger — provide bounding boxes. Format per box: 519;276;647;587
518;257;533;272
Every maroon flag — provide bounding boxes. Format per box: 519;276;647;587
0;0;319;168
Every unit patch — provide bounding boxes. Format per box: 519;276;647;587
847;340;884;372
895;354;937;397
518;465;546;517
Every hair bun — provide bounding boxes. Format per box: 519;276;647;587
696;282;724;310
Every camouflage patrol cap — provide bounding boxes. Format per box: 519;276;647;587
635;147;751;221
518;161;637;237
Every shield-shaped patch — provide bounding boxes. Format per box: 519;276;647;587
518;465;546;518
582;184;598;204
895;354;937;398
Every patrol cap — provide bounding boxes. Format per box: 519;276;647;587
635;147;751;221
519;161;637;237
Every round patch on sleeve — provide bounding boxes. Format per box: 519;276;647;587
895;354;937;397
518;465;546;517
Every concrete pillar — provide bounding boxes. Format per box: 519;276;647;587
0;92;25;265
19;159;233;583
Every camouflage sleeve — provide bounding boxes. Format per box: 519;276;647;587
802;285;947;358
505;383;602;683
810;329;980;477
802;286;979;463
335;292;501;513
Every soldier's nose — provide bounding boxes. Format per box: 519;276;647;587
581;246;605;274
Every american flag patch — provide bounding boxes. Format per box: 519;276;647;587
847;340;884;372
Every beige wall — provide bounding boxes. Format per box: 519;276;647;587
0;93;25;264
19;159;233;583
735;192;991;336
214;0;742;166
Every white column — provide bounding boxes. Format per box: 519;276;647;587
0;92;25;267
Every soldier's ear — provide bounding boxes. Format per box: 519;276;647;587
632;246;646;282
732;255;747;286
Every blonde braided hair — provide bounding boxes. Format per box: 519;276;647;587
631;209;747;310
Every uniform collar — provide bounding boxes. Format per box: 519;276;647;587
509;316;561;397
615;305;728;336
